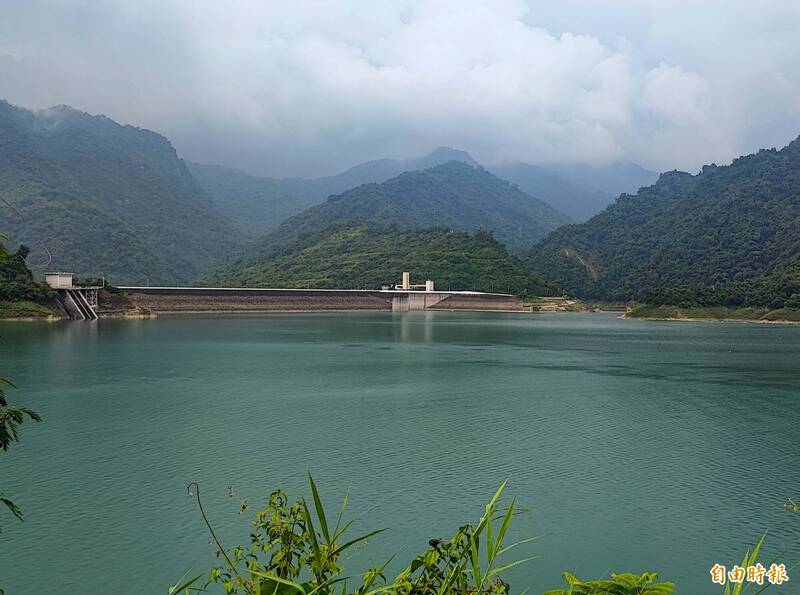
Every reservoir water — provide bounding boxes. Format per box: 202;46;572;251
1;312;799;593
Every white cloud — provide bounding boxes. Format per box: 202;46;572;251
1;0;799;176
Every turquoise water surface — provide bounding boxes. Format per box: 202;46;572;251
1;312;799;593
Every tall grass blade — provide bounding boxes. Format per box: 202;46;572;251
307;473;331;544
333;489;350;539
335;528;386;554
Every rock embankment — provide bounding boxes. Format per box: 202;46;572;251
430;294;524;311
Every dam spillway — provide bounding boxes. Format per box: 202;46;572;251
116;287;525;314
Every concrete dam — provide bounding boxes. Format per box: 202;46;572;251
116;287;525;314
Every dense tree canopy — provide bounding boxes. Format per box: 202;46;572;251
253;161;571;259
0;101;245;284
527;136;800;307
0;237;52;304
204;224;556;296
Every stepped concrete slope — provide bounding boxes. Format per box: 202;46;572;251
118;287;525;313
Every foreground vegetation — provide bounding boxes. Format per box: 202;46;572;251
175;476;792;595
626;304;800;322
173;476;679;595
0;371;42;594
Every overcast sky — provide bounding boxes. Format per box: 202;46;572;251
2;0;799;177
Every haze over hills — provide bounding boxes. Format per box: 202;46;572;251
488;163;610;222
206;161;568;294
186;147;480;237
192;146;657;232
0;101;244;284
276;146;480;202
250;160;571;259
491;161;658;222
185;161;318;238
527;136;800;307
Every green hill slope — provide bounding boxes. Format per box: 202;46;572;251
0;101;244;284
185;161;320;237
204;224;555;295
0;236;56;317
187;147;480;236
527;136;800;307
255;161;570;259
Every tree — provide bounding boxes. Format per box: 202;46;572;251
14;244;29;260
0;376;42;529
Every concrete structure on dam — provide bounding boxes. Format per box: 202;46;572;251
116;286;525;314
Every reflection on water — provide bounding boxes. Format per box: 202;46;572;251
1;312;799;594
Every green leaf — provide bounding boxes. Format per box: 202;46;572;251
248;571;305;595
301;498;322;564
307;473;331;545
485;556;537;580
493;497;516;561
168;569;205;594
333;489;350;539
335;528;386;555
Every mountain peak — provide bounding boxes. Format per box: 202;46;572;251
419;146;478;167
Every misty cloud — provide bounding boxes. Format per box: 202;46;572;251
1;0;799;176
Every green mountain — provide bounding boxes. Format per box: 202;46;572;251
253;161;571;259
275;146;480;203
203;224;555;295
187;147;480;236
186;161;318;237
527;137;800;307
0;101;244;284
191;147;654;233
491;161;658;222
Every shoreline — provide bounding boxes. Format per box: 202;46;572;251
621;313;800;325
622;304;800;325
4;306;799;324
0;307;529;321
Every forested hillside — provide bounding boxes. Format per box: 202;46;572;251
204;224;555;295
0;236;56;316
0;101;244;284
192;147;655;232
187;147;479;236
186;161;318;236
527;136;800;307
253;161;570;259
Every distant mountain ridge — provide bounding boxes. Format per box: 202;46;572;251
193;146;656;233
490;161;658;221
527;136;800;307
276;146;480;201
206;161;570;293
251;160;571;258
0;101;244;284
187;147;480;236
